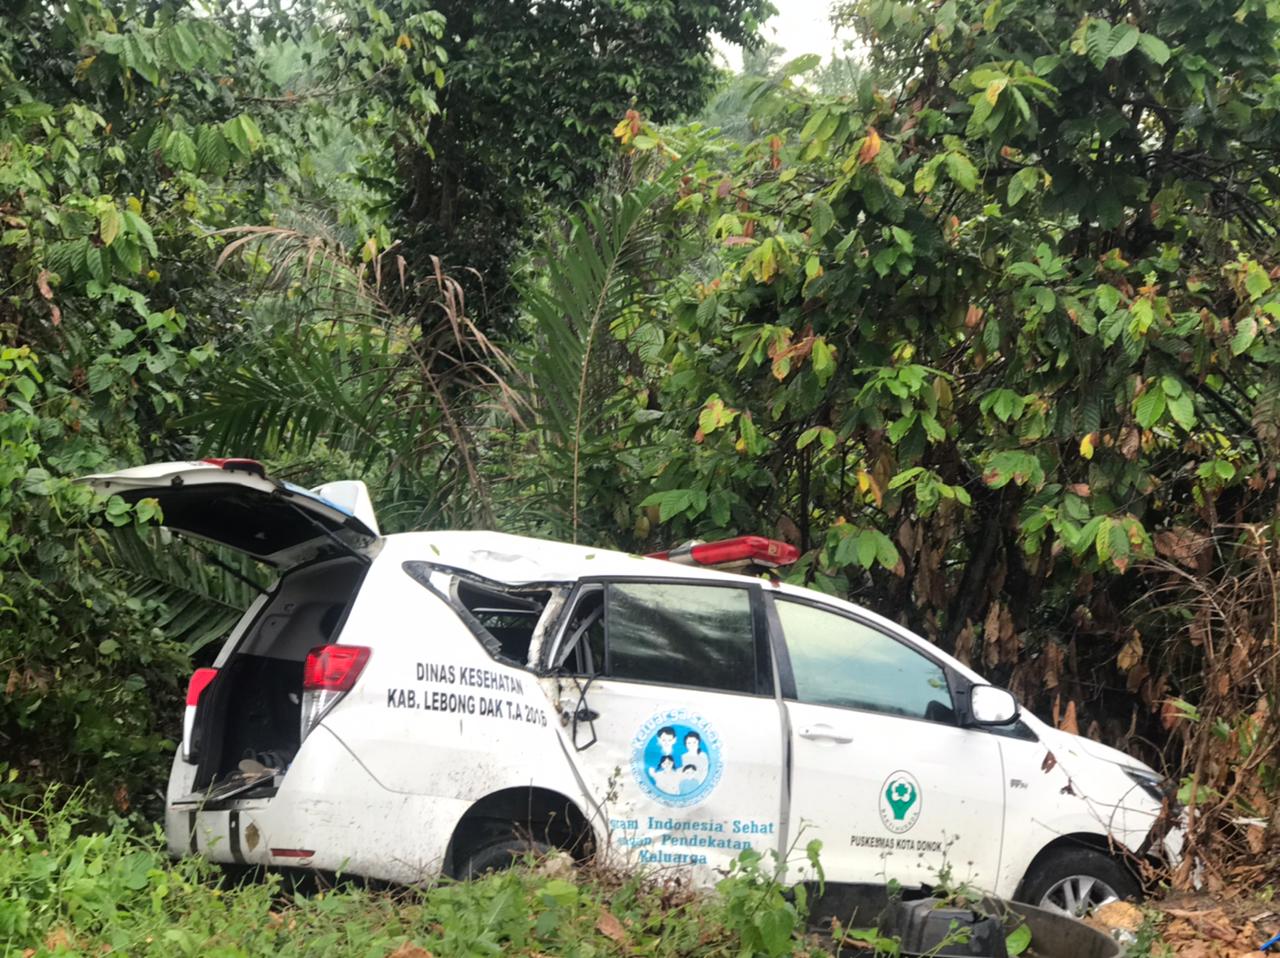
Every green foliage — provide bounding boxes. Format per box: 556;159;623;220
0;0;772;803
0;0;446;801
518;173;684;541
495;0;1280;846
389;0;776;317
0;790;828;957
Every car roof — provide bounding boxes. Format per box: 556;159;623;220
378;529;993;688
379;529;765;587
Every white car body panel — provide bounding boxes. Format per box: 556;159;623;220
87;462;1171;896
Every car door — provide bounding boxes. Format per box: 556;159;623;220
546;578;786;875
769;595;1007;892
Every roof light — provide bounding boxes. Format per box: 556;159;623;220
648;535;800;570
201;457;266;477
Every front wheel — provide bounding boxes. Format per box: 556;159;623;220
1019;846;1141;918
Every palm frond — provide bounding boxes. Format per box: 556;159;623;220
102;528;265;653
195;224;517;529
520;177;674;541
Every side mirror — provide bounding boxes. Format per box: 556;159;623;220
969;685;1019;726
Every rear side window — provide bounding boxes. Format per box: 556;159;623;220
454;579;550;663
602;582;758;694
402;562;552;666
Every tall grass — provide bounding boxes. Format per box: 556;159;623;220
0;789;821;958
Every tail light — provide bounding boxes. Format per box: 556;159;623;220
182;667;219;762
300;645;370;742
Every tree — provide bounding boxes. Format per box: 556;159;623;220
0;0;445;802
389;0;774;318
504;0;1280;879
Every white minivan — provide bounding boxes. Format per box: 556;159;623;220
87;459;1179;917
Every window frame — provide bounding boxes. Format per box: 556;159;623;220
401;560;566;671
546;576;775;698
764;592;963;726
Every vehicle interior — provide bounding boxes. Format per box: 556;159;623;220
189;556;368;794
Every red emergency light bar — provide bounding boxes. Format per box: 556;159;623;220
647;535;800;570
201;457;266;477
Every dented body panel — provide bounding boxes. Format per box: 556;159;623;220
158;525;1177;894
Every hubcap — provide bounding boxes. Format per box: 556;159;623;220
1039;874;1120;918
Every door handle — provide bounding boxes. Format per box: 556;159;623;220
799;725;853;744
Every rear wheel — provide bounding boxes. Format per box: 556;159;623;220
457;835;554;879
1020;846;1141;918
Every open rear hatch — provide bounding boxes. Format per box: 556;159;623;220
81;458;381;568
81;459;381;805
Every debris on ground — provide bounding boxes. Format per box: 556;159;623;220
1149;894;1280;958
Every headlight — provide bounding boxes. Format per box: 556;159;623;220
1124;766;1170;804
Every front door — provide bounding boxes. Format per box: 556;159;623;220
547;579;785;876
769;595;1007;892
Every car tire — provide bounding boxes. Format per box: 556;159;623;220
457;835;555;879
1019;845;1141;918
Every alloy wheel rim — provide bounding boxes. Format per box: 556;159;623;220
1039;874;1121;918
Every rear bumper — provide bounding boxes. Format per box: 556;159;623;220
165;725;468;883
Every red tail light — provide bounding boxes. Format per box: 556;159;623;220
648;535;799;569
303;645;371;691
183;667;219;762
300;645;370;742
186;667;219;705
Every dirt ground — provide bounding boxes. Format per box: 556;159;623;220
1091;894;1280;957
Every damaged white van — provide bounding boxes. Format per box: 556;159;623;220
86;459;1179;917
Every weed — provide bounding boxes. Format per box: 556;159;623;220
0;789;836;958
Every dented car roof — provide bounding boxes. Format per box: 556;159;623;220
378;530;765;587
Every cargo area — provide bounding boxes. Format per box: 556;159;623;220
187;556;368;798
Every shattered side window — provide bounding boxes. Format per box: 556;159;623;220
401;561;551;667
453;579;550;665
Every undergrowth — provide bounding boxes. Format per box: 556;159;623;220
0;791;827;958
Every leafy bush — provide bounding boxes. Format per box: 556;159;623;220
0;789;831;958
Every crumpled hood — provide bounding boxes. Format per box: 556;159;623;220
1030;718;1159;776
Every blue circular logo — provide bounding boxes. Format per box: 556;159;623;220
630;710;723;808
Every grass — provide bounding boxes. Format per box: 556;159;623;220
8;790;1237;958
0;790;824;958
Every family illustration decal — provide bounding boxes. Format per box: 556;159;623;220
879;770;922;834
631;710;724;807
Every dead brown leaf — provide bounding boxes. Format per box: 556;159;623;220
1120;426;1141;460
983;602;1003;669
1117;632;1144;672
1058;699;1080;736
1091;900;1144;932
596;909;627;944
858;127;882;165
44;929;72;951
1155;528;1209;568
386;944;432;958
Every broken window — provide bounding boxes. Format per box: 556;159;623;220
453;578;551;664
